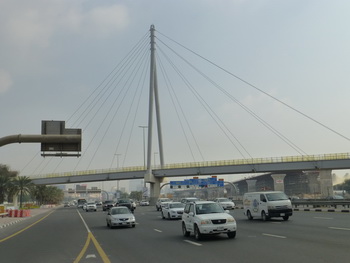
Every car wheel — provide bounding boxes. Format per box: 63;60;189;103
167;213;171;220
182;222;190;237
109;222;114;229
227;231;236;239
261;211;269;221
283;216;289;221
106;221;109;228
247;210;253;220
132;224;136;228
194;225;202;241
162;212;165;219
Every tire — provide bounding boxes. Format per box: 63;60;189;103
182;222;190;237
227;231;236;239
283;216;289;221
106;221;109;228
132;224;136;228
167;213;171;220
162;212;165;219
261;211;269;221
247;210;253;220
194;225;202;241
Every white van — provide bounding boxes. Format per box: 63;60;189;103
243;191;292;221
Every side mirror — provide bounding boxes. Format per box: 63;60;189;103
225;210;230;214
189;212;194;216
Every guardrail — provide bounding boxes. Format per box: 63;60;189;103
292;199;350;209
28;152;350;179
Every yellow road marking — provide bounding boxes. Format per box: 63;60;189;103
74;210;111;263
0;210;55;243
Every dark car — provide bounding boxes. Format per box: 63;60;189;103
116;199;134;213
102;200;115;211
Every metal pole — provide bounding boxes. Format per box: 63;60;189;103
146;25;156;175
138;126;148;168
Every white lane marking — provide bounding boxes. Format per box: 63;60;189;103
314;217;333;220
154;229;162;232
86;255;97;259
184;240;202;246
329;227;350;231
77;210;91;233
262;233;287;239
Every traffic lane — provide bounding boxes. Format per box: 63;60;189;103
234;209;350;261
82;207;350;263
82;208;239;263
0;207;89;263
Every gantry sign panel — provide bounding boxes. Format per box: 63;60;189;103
41;120;81;157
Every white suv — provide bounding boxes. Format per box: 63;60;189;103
182;201;237;240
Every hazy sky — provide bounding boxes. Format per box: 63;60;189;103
1;0;350;185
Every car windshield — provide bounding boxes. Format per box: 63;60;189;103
266;193;289;201
196;203;224;214
160;199;170;202
169;203;185;208
87;203;95;205
111;208;130;215
217;198;230;202
104;201;113;204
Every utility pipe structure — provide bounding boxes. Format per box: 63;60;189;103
0;134;81;147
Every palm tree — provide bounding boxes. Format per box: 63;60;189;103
11;176;33;208
0;164;18;203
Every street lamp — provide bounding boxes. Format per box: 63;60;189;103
115;153;122;169
138;125;148;169
154;152;158;167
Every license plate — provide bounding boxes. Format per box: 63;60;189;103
280;213;285;216
217;226;224;231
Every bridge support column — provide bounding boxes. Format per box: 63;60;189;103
145;172;161;205
271;174;286;192
246;180;257;192
319;170;333;198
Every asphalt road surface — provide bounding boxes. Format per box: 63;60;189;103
0;206;349;263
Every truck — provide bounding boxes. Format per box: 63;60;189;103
243;191;292;221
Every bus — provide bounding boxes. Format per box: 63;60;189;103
77;198;87;208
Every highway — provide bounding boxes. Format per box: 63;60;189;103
0;206;349;263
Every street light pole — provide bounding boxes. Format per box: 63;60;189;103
138;126;148;169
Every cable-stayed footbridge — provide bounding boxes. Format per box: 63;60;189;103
24;25;350;203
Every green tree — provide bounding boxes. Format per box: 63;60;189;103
130;191;142;201
0;164;18;203
11;176;33;208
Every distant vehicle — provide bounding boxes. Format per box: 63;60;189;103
102;200;115;211
326;195;344;200
130;199;137;210
116;199;134;212
243;191;292;221
95;201;102;206
156;198;171;211
140;200;150;206
106;207;136;229
85;202;97;212
180;197;199;204
161;202;185;219
182;201;237;240
77;199;87;208
63;202;70;207
214;198;235;210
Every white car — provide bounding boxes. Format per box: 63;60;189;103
85;202;97;212
140;200;150;206
214;198;235;210
161;202;185;219
106;207;136;228
182;201;237;240
156;198;171;211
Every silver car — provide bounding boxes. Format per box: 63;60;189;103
106;207;136;229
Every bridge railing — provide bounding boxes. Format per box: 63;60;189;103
28;152;350;179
